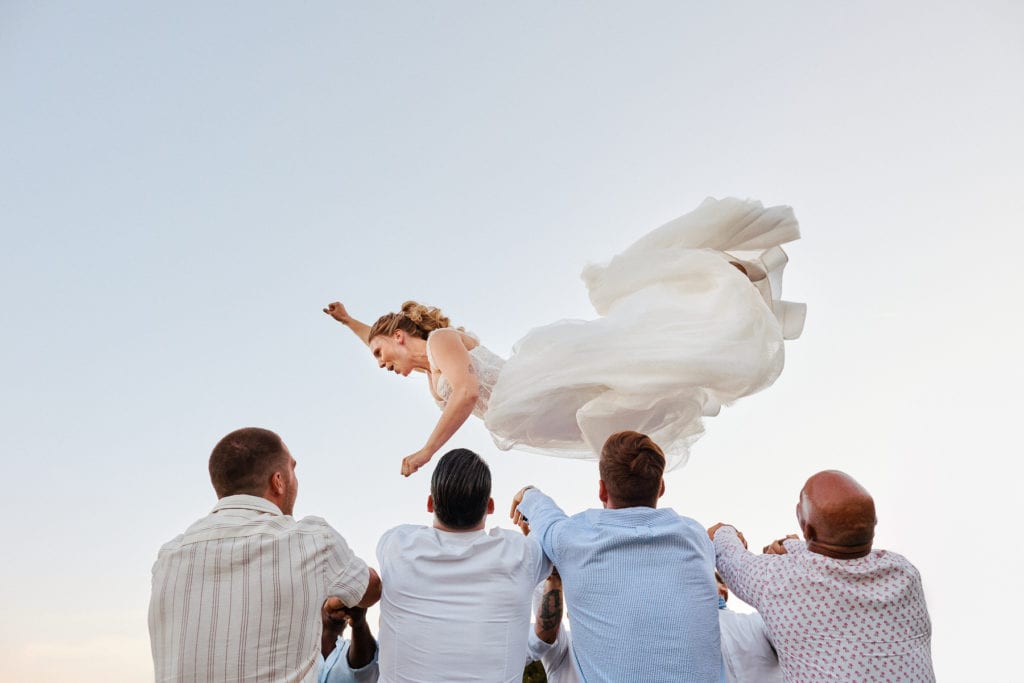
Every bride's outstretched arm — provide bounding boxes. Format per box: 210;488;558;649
401;329;479;477
323;301;372;346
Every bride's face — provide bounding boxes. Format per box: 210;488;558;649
369;334;413;377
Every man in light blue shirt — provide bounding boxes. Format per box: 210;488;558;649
511;430;721;683
318;600;378;683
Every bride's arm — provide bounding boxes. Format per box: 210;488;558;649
323;301;372;347
401;330;480;477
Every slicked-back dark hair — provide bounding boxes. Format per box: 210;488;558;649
208;427;288;498
599;431;666;507
430;448;491;530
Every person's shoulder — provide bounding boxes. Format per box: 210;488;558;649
485;525;542;548
426;326;462;346
155;532;186;557
870;548;924;575
292;514;349;539
378;524;430;549
294;513;330;528
664;509;705;527
486;526;547;562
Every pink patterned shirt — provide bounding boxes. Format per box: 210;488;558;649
714;526;934;682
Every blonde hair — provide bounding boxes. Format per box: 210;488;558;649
367;301;459;341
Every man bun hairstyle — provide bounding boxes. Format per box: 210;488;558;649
367;301;460;342
209;427;288;498
431;448;492;530
599;431;666;507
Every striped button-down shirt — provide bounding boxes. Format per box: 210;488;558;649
149;495;370;683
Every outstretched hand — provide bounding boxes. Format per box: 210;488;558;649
509;485;534;528
707;523;747;548
401;449;433;477
323;301;351;323
762;534;799;555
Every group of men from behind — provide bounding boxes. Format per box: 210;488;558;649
149;427;935;682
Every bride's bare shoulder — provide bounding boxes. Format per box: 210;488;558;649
459;330;480;352
429;327;480;352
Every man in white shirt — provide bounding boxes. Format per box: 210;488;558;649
376;448;552;683
715;571;781;683
149;427;381;683
525;569;580;683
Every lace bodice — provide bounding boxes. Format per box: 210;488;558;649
426;330;505;419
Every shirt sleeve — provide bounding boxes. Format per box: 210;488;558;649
713;526;774;611
324;526;370;608
516;488;568;567
782;536;806;554
321;639;380;683
526;629;554;663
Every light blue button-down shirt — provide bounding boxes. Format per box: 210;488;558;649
318;637;379;683
517;488;721;683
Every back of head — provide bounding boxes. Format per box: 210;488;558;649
799;469;877;555
430;448;491;530
209;427;287;498
367;300;453;341
599;431;666;508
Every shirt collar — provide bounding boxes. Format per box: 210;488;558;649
211;494;283;516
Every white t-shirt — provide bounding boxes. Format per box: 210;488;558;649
718;609;782;683
376;524;551;683
527;628;580;683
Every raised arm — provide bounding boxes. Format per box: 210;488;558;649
708;524;777;610
320;600;378;676
401;329;480;476
324;301;373;347
511;487;568;566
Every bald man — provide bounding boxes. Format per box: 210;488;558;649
708;470;935;682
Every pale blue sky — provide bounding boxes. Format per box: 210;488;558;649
2;2;1022;679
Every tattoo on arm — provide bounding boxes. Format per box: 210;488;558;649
538;588;563;632
468;362;477;375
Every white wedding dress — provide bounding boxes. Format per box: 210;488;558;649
429;197;805;470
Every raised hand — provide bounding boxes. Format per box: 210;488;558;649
762;534;799;555
323;301;351;324
707;522;747;548
322;596;350;629
509;485;534;528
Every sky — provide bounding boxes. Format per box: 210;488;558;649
1;2;1022;680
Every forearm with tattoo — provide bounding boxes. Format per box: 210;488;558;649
534;580;563;644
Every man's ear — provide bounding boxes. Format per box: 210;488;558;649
598;480;608;504
486;497;495;515
426;495;434;513
658;479;666;499
270;471;285;496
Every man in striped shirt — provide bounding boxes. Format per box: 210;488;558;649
149;427;381;683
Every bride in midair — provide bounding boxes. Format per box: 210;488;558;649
325;197;806;476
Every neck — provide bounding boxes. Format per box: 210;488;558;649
432;518;486;532
408;337;431;372
806;540;872;559
604;498;658;510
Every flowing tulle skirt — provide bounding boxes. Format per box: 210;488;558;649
484;197;805;470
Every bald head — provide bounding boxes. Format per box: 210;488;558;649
797;470;876;559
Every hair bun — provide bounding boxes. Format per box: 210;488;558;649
630;446;666;475
400;301;452;333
